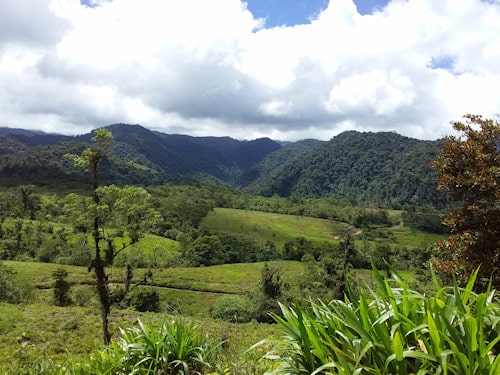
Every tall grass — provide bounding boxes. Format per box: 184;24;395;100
256;268;500;374
65;318;221;374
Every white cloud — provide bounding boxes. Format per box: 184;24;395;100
324;70;415;116
259;99;293;117
0;0;499;141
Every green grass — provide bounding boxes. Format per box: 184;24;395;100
202;208;357;247
0;302;281;374
388;225;446;247
5;261;95;288
5;260;306;319
6;260;304;295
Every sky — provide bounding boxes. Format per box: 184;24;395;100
0;0;499;141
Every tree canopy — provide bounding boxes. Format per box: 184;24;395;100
432;114;500;290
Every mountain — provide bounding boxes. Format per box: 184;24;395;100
0;127;48;137
0;124;282;188
0;124;448;208
238;139;325;194
241;131;448;208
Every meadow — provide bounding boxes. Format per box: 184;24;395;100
201;207;358;247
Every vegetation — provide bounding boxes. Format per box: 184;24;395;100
1;119;498;373
65;128;161;344
244;131;448;208
71;318;219;374
432;115;500;290
255;268;500;374
1;125;448;208
52;268;71;307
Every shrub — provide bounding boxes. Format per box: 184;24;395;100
71;318;220;374
255;268;500;374
209;295;256;323
126;287;160;312
52;268;72;306
0;262;35;304
71;285;97;307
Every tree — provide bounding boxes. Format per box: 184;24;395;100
431;114;500;290
19;185;41;220
52;268;71;306
65;129;160;344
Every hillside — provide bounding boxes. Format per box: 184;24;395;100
242;131;448;208
0;125;448;207
0;124;282;187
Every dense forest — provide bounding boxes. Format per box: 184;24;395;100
0;124;446;208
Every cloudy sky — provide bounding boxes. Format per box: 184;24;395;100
0;0;499;141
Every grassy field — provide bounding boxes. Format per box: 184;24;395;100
0;302;282;373
201;208;358;247
1;260;301;373
1;205;447;373
5;260;306;317
202;207;444;254
388;225;445;247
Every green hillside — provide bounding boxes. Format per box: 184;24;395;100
201;207;358;248
244;131;448;208
0;125;450;208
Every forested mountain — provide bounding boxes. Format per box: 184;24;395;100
0;124;282;187
242;131;448;208
0;124;448;208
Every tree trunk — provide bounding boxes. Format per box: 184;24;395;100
94;256;111;344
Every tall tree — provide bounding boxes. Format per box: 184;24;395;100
65;129;160;344
66;128;113;343
431;114;500;290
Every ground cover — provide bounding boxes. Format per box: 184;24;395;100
388;225;446;247
6;260;304;294
201;207;357;247
0;302;281;374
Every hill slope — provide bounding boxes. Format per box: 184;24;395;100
0;125;448;207
242;131;448;208
0;124;282;187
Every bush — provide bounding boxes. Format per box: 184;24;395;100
209;295;256;323
52;268;71;306
0;262;35;304
71;285;97;307
126;287;160;312
255;268;500;374
70;318;220;374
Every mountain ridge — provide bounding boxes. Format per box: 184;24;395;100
0;124;447;208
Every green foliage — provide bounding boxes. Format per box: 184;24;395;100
402;205;448;234
256;268;500;374
125;287;160;312
183;234;225;266
252;263;288;323
209;295;256;323
0;262;34;303
52;268;72;307
245;131;448;208
283;237;319;261
71;318;220;374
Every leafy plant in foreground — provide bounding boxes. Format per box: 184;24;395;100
70;318;220;374
255;268;500;374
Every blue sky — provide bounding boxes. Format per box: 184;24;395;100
3;0;500;141
245;0;389;26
